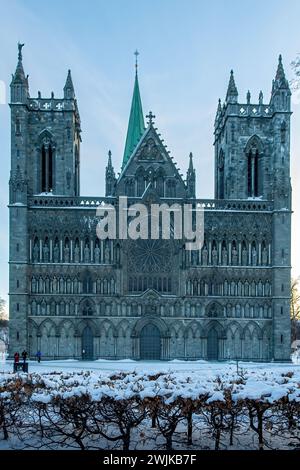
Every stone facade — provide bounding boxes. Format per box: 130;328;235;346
8;46;292;361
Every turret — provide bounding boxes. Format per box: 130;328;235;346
64;69;75;100
226;70;238;104
105;150;116;196
10;42;29;103
186;152;196;198
270;55;291;111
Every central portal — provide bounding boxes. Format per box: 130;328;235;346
207;328;219;360
82;326;93;360
140;323;161;360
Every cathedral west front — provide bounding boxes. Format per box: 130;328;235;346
8;44;292;361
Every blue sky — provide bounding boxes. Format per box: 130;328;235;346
0;0;300;311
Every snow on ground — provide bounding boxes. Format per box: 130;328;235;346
1;358;300;376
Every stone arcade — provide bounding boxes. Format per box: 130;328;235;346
8;45;292;361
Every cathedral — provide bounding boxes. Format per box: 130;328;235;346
8;44;292;361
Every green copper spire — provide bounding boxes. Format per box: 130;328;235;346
122;51;145;167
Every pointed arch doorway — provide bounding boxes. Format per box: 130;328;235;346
207;327;219;360
82;326;93;360
140;323;161;360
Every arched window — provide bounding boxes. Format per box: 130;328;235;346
218;149;225;199
41;142;54;193
246;136;263;198
82;300;93;316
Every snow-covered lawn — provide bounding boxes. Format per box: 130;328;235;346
1;358;300;375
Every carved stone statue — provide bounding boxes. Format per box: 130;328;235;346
221;246;228;265
242;246;248;265
232;246;238;265
252;246;257;266
202;245;208;266
64;246;70;263
33;243;39;262
74;244;80;263
262;246;268;265
53;243;59;263
43;243;49;262
52;277;57;293
94;245;100;264
31;277;36;293
84;244;90;263
212;246;218;265
104;244;110;263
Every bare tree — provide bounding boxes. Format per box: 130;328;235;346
291;278;300;342
0;298;7;322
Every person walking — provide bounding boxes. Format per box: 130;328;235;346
21;350;28;364
14;351;19;363
36;350;41;363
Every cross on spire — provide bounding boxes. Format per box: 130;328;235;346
134;50;139;73
146;111;155;125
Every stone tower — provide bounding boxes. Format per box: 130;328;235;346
214;56;292;360
9;44;81;356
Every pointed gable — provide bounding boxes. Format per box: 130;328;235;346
116;121;187;199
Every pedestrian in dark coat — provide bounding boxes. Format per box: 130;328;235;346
21;350;28;363
36;350;41;363
14;352;19;363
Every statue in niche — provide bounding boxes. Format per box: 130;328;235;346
221;246;228;265
191;249;198;265
94;245;100;263
252;246;257;266
53;243;60;263
84;244;90;263
74;244;80;263
104;243;110;263
64;245;70;263
262;246;268;265
33;243;39;262
69;302;75;315
43;243;49;262
242;246;248;265
212;246;218;265
52;277;57;293
31;277;36;293
202;245;208;266
232;246;238;265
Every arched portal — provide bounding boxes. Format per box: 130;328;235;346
207;327;219;360
82;326;93;360
140;323;161;360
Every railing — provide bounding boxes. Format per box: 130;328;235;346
28;196;274;211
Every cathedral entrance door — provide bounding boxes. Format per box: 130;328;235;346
207;328;219;360
140;323;161;360
82;326;93;360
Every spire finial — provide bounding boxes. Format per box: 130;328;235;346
226;69;238;103
134;50;139;74
18;42;24;62
146;111;155;125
